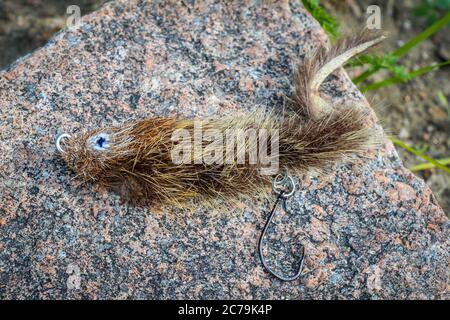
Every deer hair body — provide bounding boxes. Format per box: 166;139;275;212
57;31;385;206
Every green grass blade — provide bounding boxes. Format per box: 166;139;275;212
392;11;450;57
390;137;450;174
410;158;450;172
352;68;376;84
301;0;340;39
352;11;450;84
360;60;450;92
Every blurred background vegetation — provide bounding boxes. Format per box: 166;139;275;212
0;0;449;214
305;0;450;215
0;0;105;67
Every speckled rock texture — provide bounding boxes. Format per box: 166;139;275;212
0;0;448;300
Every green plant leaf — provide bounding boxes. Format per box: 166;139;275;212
436;90;450;118
360;60;450;92
413;3;431;16
353;11;450;84
393;10;450;57
390;137;450;174
410;158;450;171
301;0;340;39
436;0;450;9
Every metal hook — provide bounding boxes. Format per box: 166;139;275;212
258;171;305;281
56;133;71;153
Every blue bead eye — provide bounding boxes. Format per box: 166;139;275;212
96;137;106;148
88;133;110;151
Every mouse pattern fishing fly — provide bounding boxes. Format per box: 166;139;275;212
56;31;385;206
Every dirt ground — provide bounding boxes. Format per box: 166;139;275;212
0;0;448;214
0;0;105;68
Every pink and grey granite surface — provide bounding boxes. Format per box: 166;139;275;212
0;0;448;299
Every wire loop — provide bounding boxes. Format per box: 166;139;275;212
56;133;71;153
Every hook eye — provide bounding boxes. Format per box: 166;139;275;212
272;172;295;198
56;133;71;153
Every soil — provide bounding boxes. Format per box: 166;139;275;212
0;0;448;214
0;0;105;68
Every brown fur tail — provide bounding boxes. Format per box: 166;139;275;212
292;30;385;120
279;30;386;174
279;107;378;175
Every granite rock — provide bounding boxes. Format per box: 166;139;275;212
0;0;448;299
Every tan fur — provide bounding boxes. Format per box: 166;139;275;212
293;29;385;119
59;31;385;206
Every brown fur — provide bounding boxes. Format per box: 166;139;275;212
59;31;385;206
